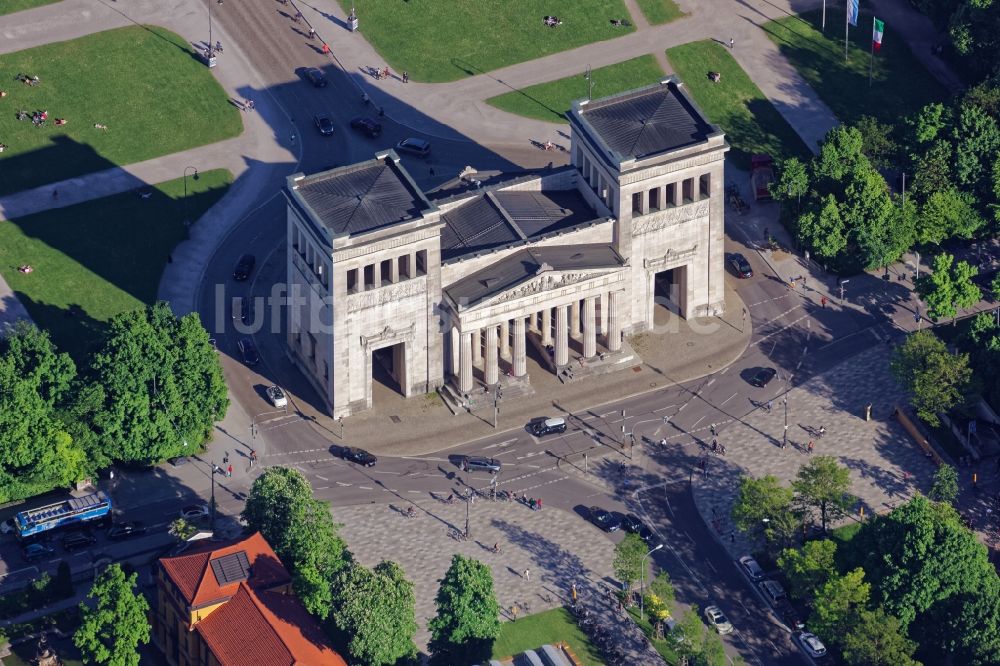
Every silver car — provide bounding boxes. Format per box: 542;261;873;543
704;605;733;634
266;385;288;408
797;632;827;658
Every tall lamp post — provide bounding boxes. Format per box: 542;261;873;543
183;166;199;227
210;461;221;529
639;543;665;618
492;385;503;429
464;488;473;538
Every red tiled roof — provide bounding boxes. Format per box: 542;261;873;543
159;532;290;607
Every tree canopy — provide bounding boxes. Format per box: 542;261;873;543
928;464;960;504
428;554;501;666
730;474;798;547
777;539;837;601
613;532;651;591
792;456;855;533
73;563;150;666
916;253;982;322
890;330;975;426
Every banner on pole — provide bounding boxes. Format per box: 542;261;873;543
873;18;885;51
848;0;859;26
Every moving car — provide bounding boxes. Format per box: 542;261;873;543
749;367;777;388
342;447;377;467
395;137;431;157
621;513;653;541
180;504;210;521
314;113;335;136
738;555;765;582
461;456;501;474
350;116;382;138
586;506;621;532
796;632;827;658
703;605;733;635
529;417;567;437
62;531;97;552
233;254;255;281
107;521;147;541
238;337;260;366
305;67;327;87
22;542;55;562
266;385;288;408
729;253;753;279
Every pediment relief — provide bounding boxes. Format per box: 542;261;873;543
481;268;622;308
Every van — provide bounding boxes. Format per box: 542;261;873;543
530;417;567;437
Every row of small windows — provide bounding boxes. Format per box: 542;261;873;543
631;173;711;216
291;225;329;288
345;249;427;294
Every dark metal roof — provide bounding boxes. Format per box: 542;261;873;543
210;551;251;586
441;189;600;261
294;160;427;236
576;80;713;160
444;244;625;309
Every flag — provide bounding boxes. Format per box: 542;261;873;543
848;0;859;26
873;18;885;51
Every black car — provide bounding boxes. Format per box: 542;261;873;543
342;447;377;467
730;253;753;279
587;506;621;532
749;367;777;387
108;521;147;541
233;253;255;281
350;116;382;138
305;67;327;87
22;542;55;562
314;113;335;136
395;138;431;157
236;297;253;325
62;531;97;552
238;337;260;366
461;456;501;474
621;513;653;541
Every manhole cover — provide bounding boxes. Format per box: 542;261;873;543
390;415;401;423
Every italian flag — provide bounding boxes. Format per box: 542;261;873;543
873;18;885;52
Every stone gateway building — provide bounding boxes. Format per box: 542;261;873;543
284;78;728;417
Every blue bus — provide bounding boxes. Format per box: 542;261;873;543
15;491;113;540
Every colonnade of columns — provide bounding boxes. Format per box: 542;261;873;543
455;290;624;394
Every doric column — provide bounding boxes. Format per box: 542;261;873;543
529;311;538;333
450;327;460;376
541;308;552;346
459;332;473;393
607;291;622;352
513;316;527;377
583;297;597;358
472;329;482;366
555;305;569;367
599;292;608;335
570;300;581;339
499;320;511;361
485;325;499;386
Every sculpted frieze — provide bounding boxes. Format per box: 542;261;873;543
632;199;710;235
644;244;699;271
347;279;426;312
360;323;416;350
490;271;610;305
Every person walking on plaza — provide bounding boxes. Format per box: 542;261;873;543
821;296;828;308
523;569;530;581
402;71;409;83
227;464;233;477
729;37;735;49
807;440;814;454
536;498;542;511
766;399;773;413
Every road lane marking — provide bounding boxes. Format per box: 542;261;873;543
705;559;717;573
335;482;352;487
720;392;738;406
483;438;518;449
316;475;328;481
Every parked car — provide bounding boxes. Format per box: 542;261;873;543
704;605;734;634
314;113;335;136
621;514;653;541
529;417;567;437
305;67;327;87
738;555;765;582
749;367;777;387
180;504;210;521
266;385;288;408
237;297;252;325
729;253;753;279
461;456;501;474
796;632;827;658
168;456;190;467
350;116;382;138
238;337;260;366
342;447;377;467
22;542;55;562
108;521;147;541
62;531;97;552
759;579;787;603
395;137;431;157
586;506;621;532
233;253;255;281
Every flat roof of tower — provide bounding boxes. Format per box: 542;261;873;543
288;154;433;236
570;77;716;161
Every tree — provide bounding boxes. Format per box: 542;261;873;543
73;563;150;666
670;606;705;664
909;102;950;144
953;102;1000;195
840;608;920;666
328;561;417;666
731;475;797;547
771;157;809;211
649;570;675;608
168;518;197;541
890;330;974;426
797;195;847;260
777;539;837;601
855;115;898;167
613;533;650;592
701;627;728;666
917;253;981;322
87;303;227;465
427;554;501;666
793;456;855;533
929;463;960;503
917;188;984;244
910;139;954;202
242;467;350;618
845;165;914;270
810;568;871;640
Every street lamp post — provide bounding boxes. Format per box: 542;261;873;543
492;385;503;429
183;166;199;226
639;543;665;618
464;488;473;538
210;461;220;529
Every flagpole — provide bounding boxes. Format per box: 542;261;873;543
869;16;875;86
845;0;849;60
822;0;826;32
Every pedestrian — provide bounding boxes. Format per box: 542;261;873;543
730;531;735;544
523;568;530;581
710;423;717;436
309;27;316;39
248;99;255;111
52;188;58;200
729;37;734;49
429;166;435;176
529;497;536;510
789;278;796;289
807;440;814;454
322;42;330;55
402;70;409;83
821;296;828;308
223;451;229;464
763;226;769;240
802;276;808;289
766;399;773;413
511;604;519;621
536;498;542;511
227;464;233;477
378;106;385;117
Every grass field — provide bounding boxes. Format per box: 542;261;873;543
0;0;60;15
666;41;813;168
337;0;635;82
763;9;948;126
491;607;604;666
486;55;665;123
0;169;232;358
634;0;686;25
0;25;242;196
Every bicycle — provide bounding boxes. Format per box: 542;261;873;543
448;528;468;542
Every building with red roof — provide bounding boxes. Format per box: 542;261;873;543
152;531;347;666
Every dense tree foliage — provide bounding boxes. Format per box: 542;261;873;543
428;555;501;666
928;463;960;503
840;608;921;666
613;532;650;591
916;253;981;321
792;457;855;533
74;564;150;666
730;474;798;548
777;539;837;602
890;330;975;426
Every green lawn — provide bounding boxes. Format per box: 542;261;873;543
492;607;604;666
0;0;60;15
0;26;242;196
0;169;232;358
763;9;948;126
338;0;635;82
634;0;686;25
486;55;665;123
666;41;813;169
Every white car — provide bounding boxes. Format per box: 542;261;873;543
797;632;827;658
703;605;733;634
266;385;288;408
180;504;210;521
